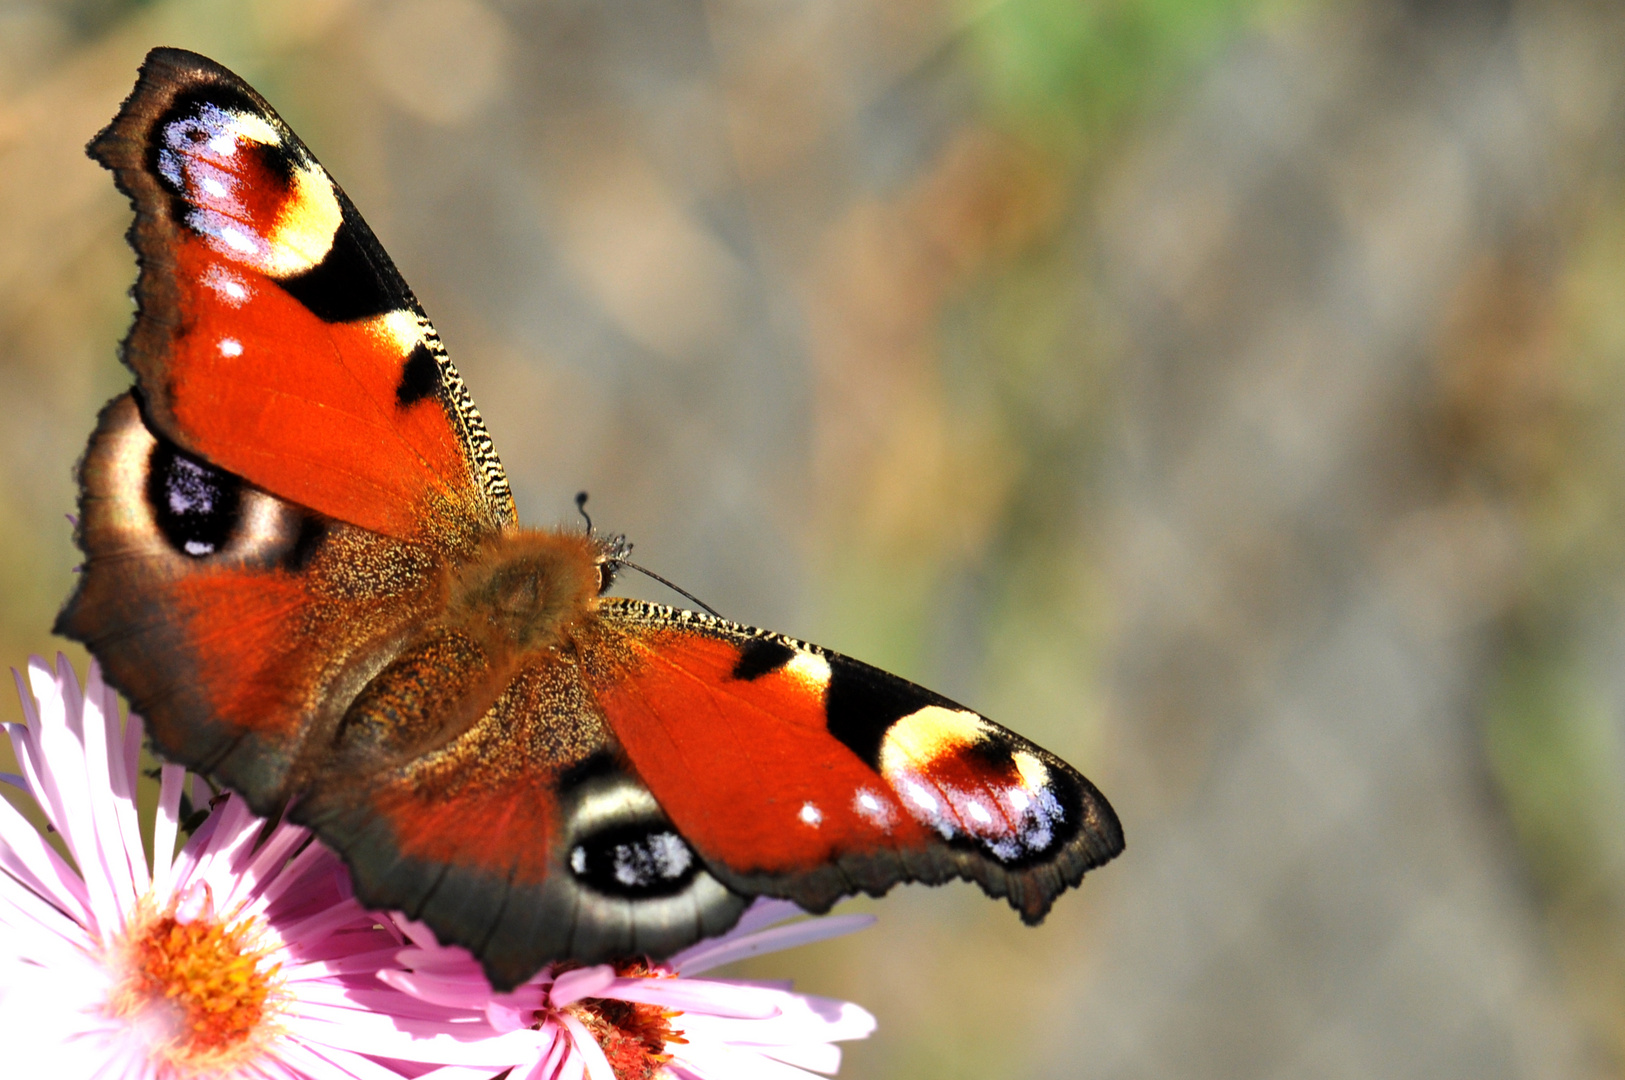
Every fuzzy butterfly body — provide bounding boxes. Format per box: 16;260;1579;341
58;48;1123;990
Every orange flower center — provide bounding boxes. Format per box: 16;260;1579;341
105;896;284;1077
565;960;687;1080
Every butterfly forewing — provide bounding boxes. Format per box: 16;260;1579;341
583;600;1124;920
89;47;512;542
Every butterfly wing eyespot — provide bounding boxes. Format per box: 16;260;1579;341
146;440;241;557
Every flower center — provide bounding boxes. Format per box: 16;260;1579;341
567;961;687;1080
105;895;284;1076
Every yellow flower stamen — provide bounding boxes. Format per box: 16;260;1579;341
564;960;686;1080
104;893;286;1077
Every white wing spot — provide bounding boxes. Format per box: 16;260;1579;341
903;780;939;813
853;789;895;828
218;111;280;149
799;802;823;827
373;309;427;354
202;266;250;305
218;338;243;357
219;226;258;255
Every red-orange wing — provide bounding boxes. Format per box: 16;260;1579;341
584;599;1124;921
89;48;512;540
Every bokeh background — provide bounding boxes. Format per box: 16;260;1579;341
3;0;1625;1076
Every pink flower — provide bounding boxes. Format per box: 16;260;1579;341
0;654;879;1080
0;655;515;1079
381;894;878;1080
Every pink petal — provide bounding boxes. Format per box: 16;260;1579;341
729;898;806;935
483;1000;526;1033
283;947;413;982
9;668;38;728
286;1011;553;1066
166;792;228;890
674;994;876;1046
377;968;506;1010
184;791;260;892
556;1010;617;1080
76;665;141;912
25;659;120;936
275;1035;413;1080
221;820;310;911
674;1042;830;1080
0;780;93;923
548;964;615;1007
757;1042;843;1074
278;896;376;945
556;1048;586;1080
411;1067;511;1080
149;762;186;898
242;837;337;918
0;886;94;967
596;976;781;1019
520;1025;570;1080
673;914;875;975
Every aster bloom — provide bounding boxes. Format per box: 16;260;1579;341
0;654;536;1080
380;898;878;1080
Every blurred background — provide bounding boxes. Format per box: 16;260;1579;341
2;0;1625;1075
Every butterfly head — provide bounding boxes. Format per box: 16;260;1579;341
575;491;631;595
593;531;633;594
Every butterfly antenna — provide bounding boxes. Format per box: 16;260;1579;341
619;559;723;618
573;492;719;616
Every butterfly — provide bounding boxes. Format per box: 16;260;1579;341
56;47;1123;991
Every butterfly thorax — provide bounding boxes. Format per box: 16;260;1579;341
447;529;605;652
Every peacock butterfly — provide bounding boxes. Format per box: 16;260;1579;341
57;47;1123;991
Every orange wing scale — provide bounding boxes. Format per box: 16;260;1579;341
170;568;315;739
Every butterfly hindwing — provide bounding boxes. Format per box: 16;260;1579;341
583;599;1124;922
89;47;512;542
